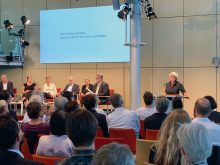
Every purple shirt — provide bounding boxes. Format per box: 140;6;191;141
22;122;50;135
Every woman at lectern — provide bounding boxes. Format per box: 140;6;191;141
165;72;186;96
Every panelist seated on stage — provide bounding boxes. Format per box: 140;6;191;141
81;77;94;95
93;74;109;104
0;74;14;97
21;76;37;103
165;72;186;96
61;76;80;101
43;76;57;99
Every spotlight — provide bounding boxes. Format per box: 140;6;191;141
117;5;131;20
21;16;30;26
18;29;25;36
4;20;14;29
20;40;30;47
145;0;157;20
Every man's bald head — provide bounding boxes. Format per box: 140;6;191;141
194;98;211;117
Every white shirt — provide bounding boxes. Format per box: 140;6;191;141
192;117;220;146
95;81;102;94
136;106;156;120
36;135;74;158
67;84;74;92
3;82;7;90
8;149;24;158
43;83;57;96
96;108;106;116
107;107;140;137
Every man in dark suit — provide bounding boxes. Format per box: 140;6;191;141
0;115;43;165
0;74;14;97
144;96;169;130
61;76;80;101
93;74;109;104
83;94;109;137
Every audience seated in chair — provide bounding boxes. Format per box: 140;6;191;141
177;123;212;165
64;100;79;113
107;93;140;137
83;94;109;137
136;91;156;120
172;97;183;110
144;96;169;130
21;101;50;136
91;142;134;165
192;98;220;146
36;110;74;158
204;95;220;124
149;109;191;165
0;115;43;165
56;109;97;165
54;96;68;111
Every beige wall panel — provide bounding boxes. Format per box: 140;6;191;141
154;0;183;17
218;0;220;14
70;68;96;88
152;68;184;95
184;16;216;67
124;67;130;108
24;26;46;69
0;69;23;93
96;68;124;100
141;20;152;67
184;68;216;117
1;0;24;27
71;0;96;8
218;15;220;59
140;68;153;107
153;17;183;67
24;0;46;26
97;0;112;6
46;68;71;90
184;0;216;16
71;63;97;69
47;0;70;9
46;64;71;69
22;68;47;89
97;63;125;68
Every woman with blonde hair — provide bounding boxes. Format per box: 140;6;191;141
149;109;191;165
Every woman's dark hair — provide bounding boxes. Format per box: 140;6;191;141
204;95;217;110
172;97;183;110
64;101;79;113
27;102;41;119
143;91;153;106
50;110;66;136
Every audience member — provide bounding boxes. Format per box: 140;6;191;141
136;91;156;120
61;76;80;101
54;96;68;111
43;76;57;99
172;97;183;110
192;98;220;146
0;74;14;97
36;110;74;157
21;101;50;135
0;115;43;165
64;100;79;113
144;96;169;130
107;93;140;137
91;142;135;165
93;74;109;104
149;109;191;165
177;123;212;165
57;109;97;165
204;95;220;123
83;94;109;137
0;100;9;116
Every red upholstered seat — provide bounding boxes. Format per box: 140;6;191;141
95;137;125;150
32;154;64;165
145;129;159;140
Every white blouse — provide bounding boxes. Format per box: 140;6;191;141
43;83;57;96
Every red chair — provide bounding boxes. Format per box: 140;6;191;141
45;88;62;102
32;154;64;165
95;137;125;150
98;89;114;109
56;88;61;96
96;127;103;137
140;120;145;139
17;115;24;121
145;129;160;140
21;137;36;160
13;88;17;97
109;128;136;153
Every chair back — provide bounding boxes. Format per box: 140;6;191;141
96;127;103;137
20;137;35;160
145;129;159;140
32;154;64;165
109;89;114;96
109;128;136;153
136;139;156;165
57;88;61;94
13;88;17;94
140;120;145;139
95;137;125;150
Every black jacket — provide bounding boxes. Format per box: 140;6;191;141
144;113;167;130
